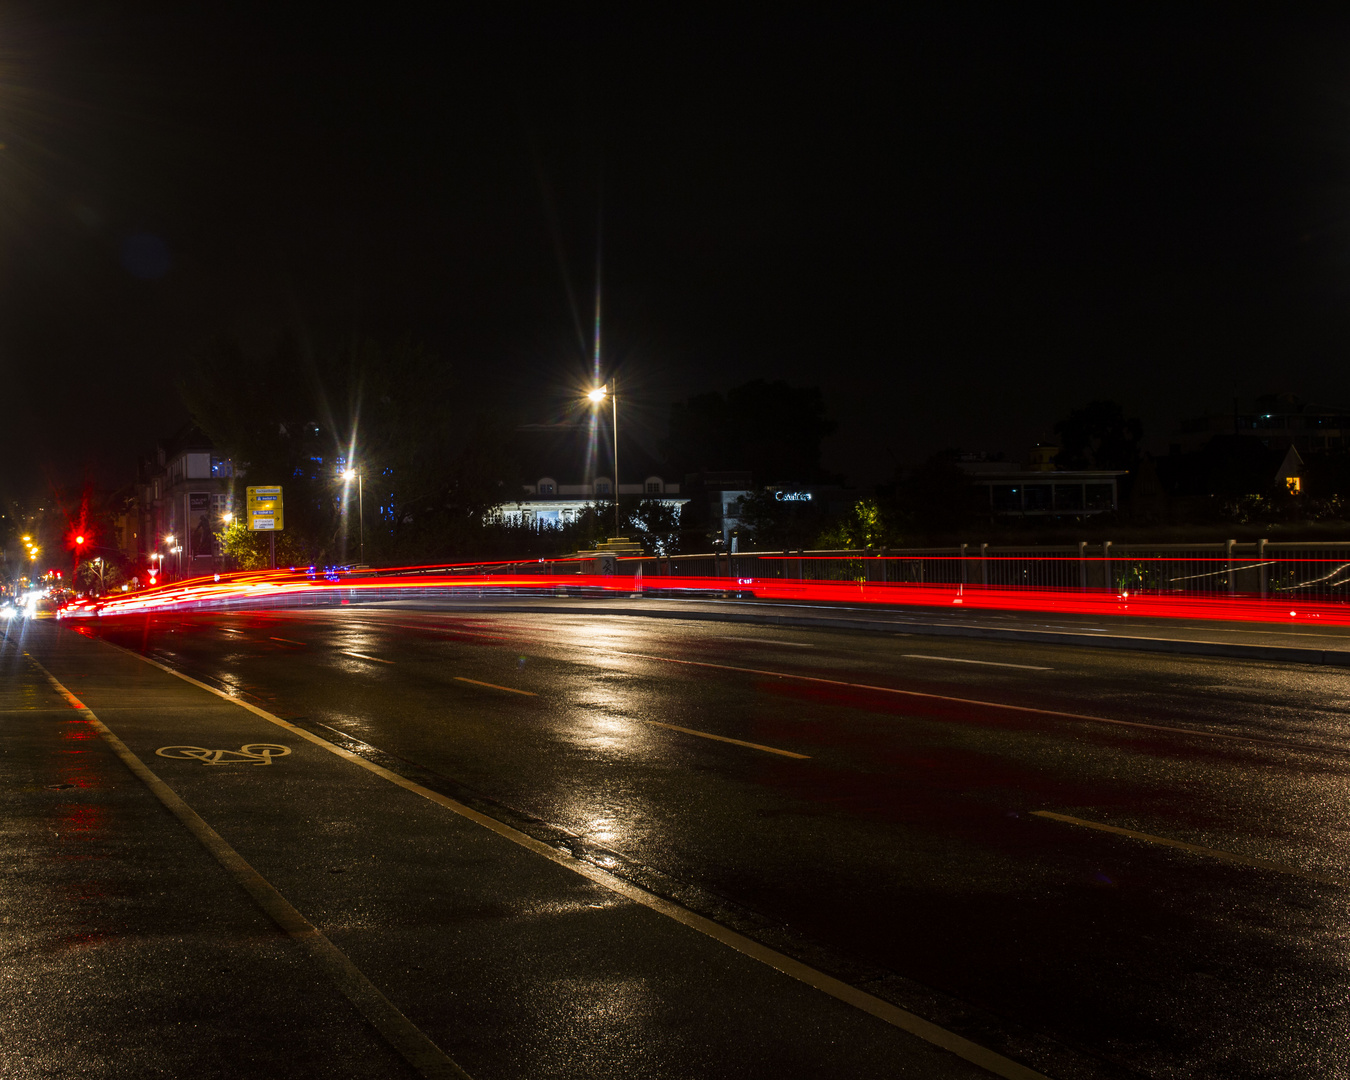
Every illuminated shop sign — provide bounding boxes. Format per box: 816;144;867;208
774;491;812;502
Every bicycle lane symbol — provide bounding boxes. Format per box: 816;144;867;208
155;744;292;765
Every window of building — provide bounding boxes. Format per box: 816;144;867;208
596;479;611;495
1024;485;1052;511
538;477;556;496
645;479;662;494
1085;484;1114;510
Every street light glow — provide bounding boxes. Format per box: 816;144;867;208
342;468;357;481
587;386;607;403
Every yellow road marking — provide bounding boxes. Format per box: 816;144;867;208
345;651;395;664
98;638;1046;1080
643;720;809;759
24;653;471;1080
611;650;1325;753
453;676;536;696
1032;810;1343;887
270;636;305;645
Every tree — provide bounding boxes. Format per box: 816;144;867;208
731;489;828;549
816;498;889;549
1053;401;1142;471
885;450;975;538
666;379;837;483
180;334;519;566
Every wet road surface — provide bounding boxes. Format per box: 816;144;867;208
6;603;1350;1078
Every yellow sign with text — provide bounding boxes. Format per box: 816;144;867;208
246;486;284;531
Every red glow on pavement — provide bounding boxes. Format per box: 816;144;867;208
56;558;1350;628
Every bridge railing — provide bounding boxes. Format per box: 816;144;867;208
457;542;1350;603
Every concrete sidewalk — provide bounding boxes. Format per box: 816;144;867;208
380;594;1350;667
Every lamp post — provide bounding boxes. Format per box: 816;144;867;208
587;382;620;537
342;468;364;564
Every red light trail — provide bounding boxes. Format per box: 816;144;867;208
56;558;1350;627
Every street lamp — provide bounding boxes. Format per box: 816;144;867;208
587;382;620;537
342;468;364;564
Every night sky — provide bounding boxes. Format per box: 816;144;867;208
3;6;1350;501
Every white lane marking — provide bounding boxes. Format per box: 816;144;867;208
344;652;395;665
710;636;815;647
642;720;810;759
26;654;471;1080
271;636;306;646
453;676;536;697
903;654;1052;671
1033;811;1344;887
607;650;1340;754
101;640;1047;1080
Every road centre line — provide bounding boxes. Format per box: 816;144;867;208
453;676;537;697
903;654;1053;671
270;636;306;645
93;637;1047;1080
608;650;1339;754
1032;810;1344;888
642;720;810;759
23;652;470;1080
344;652;395;664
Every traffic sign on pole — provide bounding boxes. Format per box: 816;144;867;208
246;486;284;531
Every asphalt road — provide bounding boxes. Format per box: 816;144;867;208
6;602;1350;1078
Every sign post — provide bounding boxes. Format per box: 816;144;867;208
246;486;284;569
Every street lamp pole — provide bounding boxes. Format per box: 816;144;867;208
343;468;365;564
587;381;621;538
610;380;619;537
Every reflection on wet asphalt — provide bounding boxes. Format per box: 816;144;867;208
13;604;1350;1079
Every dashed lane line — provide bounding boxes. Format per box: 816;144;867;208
344;651;395;664
903;654;1053;671
642;720;810;759
608;650;1344;755
270;636;306;645
453;676;537;697
93;637;1047;1080
23;652;471;1080
1032;810;1344;888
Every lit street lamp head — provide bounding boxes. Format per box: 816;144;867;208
342;468;357;481
587;386;607;403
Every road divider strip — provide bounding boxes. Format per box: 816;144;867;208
453;676;537;696
99;638;1047;1080
642;720;810;759
23;652;471;1080
1032;810;1343;887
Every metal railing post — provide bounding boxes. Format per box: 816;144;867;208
1102;540;1112;591
959;542;968;585
1078;540;1088;589
1226;538;1236;596
1258;538;1267;598
980;542;989;586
